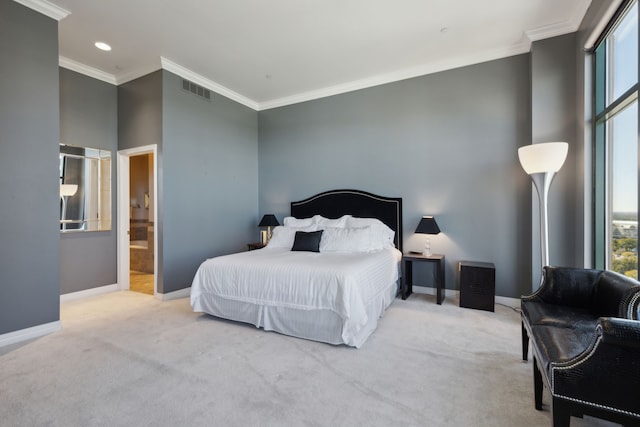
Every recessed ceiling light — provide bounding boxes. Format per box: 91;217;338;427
94;41;112;51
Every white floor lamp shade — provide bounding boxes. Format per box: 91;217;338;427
518;142;568;273
60;184;78;197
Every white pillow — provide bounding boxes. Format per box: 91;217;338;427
314;214;349;228
283;216;315;228
266;225;317;249
319;226;383;253
345;216;395;248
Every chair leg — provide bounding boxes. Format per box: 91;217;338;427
522;322;529;361
552;397;571;427
533;357;543;410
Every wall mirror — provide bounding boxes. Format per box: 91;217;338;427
60;144;111;232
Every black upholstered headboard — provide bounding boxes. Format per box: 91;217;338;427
290;189;403;252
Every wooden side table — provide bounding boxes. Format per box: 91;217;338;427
247;242;266;251
402;253;445;304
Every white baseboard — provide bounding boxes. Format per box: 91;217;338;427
411;287;520;309
60;284;119;303
0;321;61;348
60;284;190;303
155;287;191;301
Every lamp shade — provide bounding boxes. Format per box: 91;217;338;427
60;184;78;197
415;216;440;235
517;142;568;175
258;214;279;227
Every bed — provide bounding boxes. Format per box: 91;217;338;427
190;189;403;348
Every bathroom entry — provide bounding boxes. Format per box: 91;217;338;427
117;145;158;296
129;153;155;295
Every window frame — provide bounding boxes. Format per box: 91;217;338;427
592;0;639;271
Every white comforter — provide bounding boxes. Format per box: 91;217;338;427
190;247;401;345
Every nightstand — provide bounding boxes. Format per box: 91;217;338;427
402;253;445;304
247;242;266;251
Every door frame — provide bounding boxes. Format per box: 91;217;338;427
117;144;158;295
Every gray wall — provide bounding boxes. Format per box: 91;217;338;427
59;68;118;294
118;71;163;151
529;34;579;288
118;70;258;294
0;1;60;333
162;71;258;293
259;55;533;298
118;71;165;291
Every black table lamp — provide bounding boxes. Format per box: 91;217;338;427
258;214;280;242
415;216;440;256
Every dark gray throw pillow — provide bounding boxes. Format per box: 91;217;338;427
291;230;324;252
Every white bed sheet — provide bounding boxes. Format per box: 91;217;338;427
190;247;402;347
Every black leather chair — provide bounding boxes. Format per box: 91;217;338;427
521;266;640;427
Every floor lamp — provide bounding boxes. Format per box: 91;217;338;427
60;184;78;230
518;142;568;276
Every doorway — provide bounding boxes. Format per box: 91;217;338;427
117;145;158;296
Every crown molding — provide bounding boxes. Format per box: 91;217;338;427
59;56;159;87
59;56;117;85
261;2;590;110
525;21;577;42
57;43;530;112
55;56;259;110
258;41;531;111
115;60;162;86
525;0;592;42
54;0;591;113
12;0;70;20
160;57;259;111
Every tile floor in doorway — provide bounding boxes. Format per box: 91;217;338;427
130;271;154;295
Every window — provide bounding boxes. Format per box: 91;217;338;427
594;0;639;278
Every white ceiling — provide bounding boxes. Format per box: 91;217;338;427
23;0;592;110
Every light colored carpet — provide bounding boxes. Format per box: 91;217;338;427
0;292;618;427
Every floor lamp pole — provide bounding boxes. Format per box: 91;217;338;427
61;196;68;231
529;171;556;269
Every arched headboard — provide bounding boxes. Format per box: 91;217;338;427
290;189;403;252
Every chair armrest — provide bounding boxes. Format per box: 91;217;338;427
632;290;640;320
551;317;640;416
592;271;640;319
598;317;640;348
522;266;602;308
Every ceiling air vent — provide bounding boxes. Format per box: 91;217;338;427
181;79;211;101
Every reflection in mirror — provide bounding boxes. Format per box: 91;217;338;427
60;144;111;232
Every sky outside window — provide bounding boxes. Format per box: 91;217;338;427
611;101;638;213
610;2;638;103
608;2;638;214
